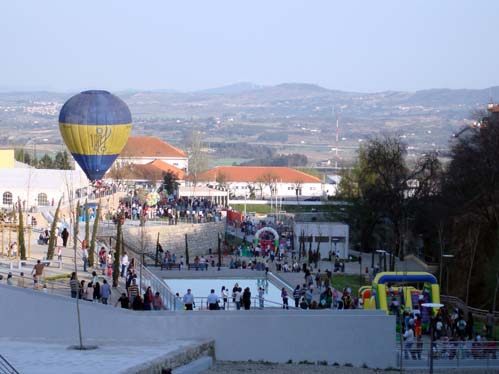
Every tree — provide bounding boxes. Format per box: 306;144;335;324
54;151;71;169
46;197;62;260
159;171;179;195
17;198;26;260
37;154;54;169
260;172;278;198
216;171;229;191
89;200;102;269
342;136;440;269
107;161;133;181
439;108;499;308
186;130;209;185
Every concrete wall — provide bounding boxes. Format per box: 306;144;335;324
293;222;349;259
120;222;224;258
0;285;396;368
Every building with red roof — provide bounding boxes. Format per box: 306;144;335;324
118;136;188;171
196;166;336;198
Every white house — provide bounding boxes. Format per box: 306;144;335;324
0;152;88;211
117;136;188;171
293;220;349;260
196;166;336;198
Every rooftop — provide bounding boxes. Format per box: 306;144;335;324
106;159;185;181
197;166;322;184
120;136;187;159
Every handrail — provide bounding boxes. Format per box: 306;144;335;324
0;354;20;374
441;295;499;318
394;341;499;369
184;296;298;311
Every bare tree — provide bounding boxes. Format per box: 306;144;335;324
186;130;209;186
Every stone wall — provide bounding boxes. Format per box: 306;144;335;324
120;222;225;259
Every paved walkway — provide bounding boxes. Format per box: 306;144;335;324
0;222;127;301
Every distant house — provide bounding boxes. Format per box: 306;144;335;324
196;166;336;198
117;136;188;171
105;159;185;186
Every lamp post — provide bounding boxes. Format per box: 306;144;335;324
217;233;222;271
332;237;340;273
442;254;454;295
376;249;387;272
422;303;444;374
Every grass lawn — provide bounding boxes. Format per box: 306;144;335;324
230;203;334;215
330;274;370;296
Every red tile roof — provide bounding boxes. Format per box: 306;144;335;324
120;137;187;158
146;159;185;179
197;166;321;183
105;160;185;180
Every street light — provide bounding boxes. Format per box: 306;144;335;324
422;303;444;374
442;254;454;295
376;249;388;272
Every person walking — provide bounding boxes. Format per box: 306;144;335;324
31;260;45;288
61;228;69;247
100;279;111;305
221;286;228;310
183;289;195;310
281;287;289;309
207;289;220;310
128;278;139;305
242;287;251;310
234;288;242;310
69;272;79;298
120;252;129;277
82;246;89;272
293;285;301;308
143;286;153;311
84;281;94;301
152;292;164;311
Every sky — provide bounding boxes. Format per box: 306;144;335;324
1;1;498;92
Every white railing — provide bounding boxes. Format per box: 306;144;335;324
395;341;499;369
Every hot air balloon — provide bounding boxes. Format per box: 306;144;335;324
58;90;132;181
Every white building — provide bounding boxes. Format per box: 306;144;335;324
0;154;88;211
293;220;349;260
117;137;188;172
197;166;336;198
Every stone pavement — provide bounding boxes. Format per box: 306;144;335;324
0;222;127;300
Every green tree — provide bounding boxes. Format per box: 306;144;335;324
17;198;26;260
89;200;102;269
46;197;62;260
159;171;180;195
341;136;440;269
37;154;53;169
440;108;499;308
54;151;71;169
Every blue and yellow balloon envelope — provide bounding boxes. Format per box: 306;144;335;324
59;90;132;181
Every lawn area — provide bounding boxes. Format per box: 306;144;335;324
230;203;333;215
330;274;370;296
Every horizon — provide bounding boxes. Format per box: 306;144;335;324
1;81;499;95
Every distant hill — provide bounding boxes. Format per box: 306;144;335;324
197;82;264;95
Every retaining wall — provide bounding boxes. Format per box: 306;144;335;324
0;285;396;368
